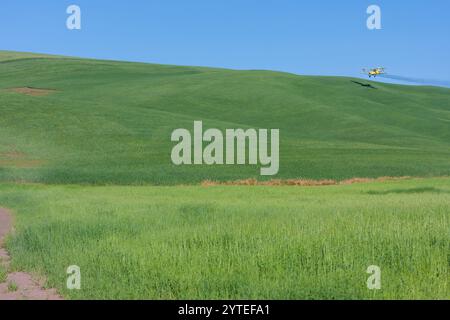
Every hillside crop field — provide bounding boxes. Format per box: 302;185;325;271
0;51;450;184
0;51;449;300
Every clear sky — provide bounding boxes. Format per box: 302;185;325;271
1;0;449;85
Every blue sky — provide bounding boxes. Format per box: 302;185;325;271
1;0;449;85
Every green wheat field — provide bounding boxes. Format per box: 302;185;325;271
0;51;449;299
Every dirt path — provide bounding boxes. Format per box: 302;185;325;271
0;208;63;300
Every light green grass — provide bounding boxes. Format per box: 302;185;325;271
7;282;18;292
0;265;7;283
0;178;448;299
1;51;450;184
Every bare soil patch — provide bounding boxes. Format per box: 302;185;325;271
0;208;62;300
7;87;56;97
201;176;412;187
0;159;46;168
0;151;27;159
0;150;46;168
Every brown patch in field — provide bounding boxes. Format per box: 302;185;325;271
0;208;63;300
0;160;46;168
201;180;223;187
340;176;412;185
0;151;27;159
0;150;45;168
7;87;56;97
376;176;411;182
260;179;337;186
201;176;413;187
340;178;374;185
202;178;337;187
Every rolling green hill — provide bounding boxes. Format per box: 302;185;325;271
1;50;449;185
0;51;449;300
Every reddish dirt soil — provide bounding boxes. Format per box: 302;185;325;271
0;208;62;300
7;87;56;96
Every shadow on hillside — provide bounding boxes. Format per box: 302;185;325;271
366;187;449;195
351;80;377;89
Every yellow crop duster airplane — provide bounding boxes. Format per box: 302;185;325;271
362;67;386;78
